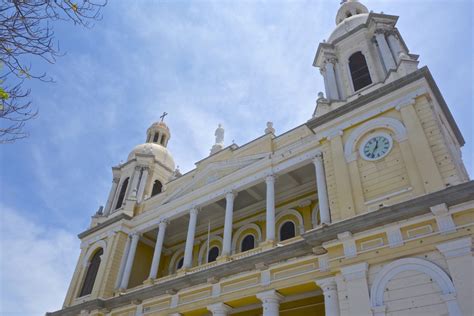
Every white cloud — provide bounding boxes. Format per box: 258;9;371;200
0;205;79;316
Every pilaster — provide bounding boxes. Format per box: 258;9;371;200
437;237;473;316
341;262;371;316
329;131;356;219
398;100;444;192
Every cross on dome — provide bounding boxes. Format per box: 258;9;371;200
160;112;168;122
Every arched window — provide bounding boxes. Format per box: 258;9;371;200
151;180;163;196
176;257;184;270
349;51;372;91
280;221;296;241
79;248;103;297
153;132;159;143
207;247;219;263
115;178;129;210
241;235;255;252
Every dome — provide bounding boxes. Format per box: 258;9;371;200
127;143;176;171
328;13;369;43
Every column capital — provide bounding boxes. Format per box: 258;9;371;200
312;151;323;163
325;57;338;65
189;207;199;216
315;276;337;290
327;130;343;140
112;177;120;183
341;262;368;281
256;289;284;303
207;303;232;314
158;218;170;227
265;174;276;184
225;190;238;200
130;231;141;239
436;237;472;258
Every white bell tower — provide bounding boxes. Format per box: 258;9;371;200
313;0;420;117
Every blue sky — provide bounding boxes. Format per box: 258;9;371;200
0;1;472;314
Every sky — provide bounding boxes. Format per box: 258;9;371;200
0;0;472;315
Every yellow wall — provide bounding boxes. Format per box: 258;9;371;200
128;241;154;288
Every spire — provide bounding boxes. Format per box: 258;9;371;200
210;124;225;155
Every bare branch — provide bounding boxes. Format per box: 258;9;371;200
0;0;107;143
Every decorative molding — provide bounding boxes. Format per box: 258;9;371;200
338;231;357;258
232;223;262;253
344;117;407;162
430;203;456;233
276;208;305;236
341;262;368;281
436;237;472;259
386;226;403;248
370;258;459;313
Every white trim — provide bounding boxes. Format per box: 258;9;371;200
82;240;107;267
168;250;185;275
406;224;432;238
276;208;305;235
344;117;407;162
311;204;320;228
370;258;460;315
198;235;223;265
232;223;262;253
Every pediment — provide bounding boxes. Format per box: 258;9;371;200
164;153;268;203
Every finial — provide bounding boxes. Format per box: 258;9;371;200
317;92;325;99
160;112;168;122
265;121;275;135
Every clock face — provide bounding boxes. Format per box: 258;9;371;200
361;134;392;161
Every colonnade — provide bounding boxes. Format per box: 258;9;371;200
116;153;331;291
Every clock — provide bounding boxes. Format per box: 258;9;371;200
360;133;393;161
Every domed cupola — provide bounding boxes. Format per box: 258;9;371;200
335;0;368;25
127;120;175;172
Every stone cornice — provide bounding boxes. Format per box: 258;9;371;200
49;181;474;316
78;214;132;239
306;66;465;146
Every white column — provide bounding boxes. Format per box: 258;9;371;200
128;166;142;199
315;277;340;316
207;303;232;316
325;59;340;100
222;191;236;257
437;237;473;316
265;175;276;242
313;153;330;225
257;290;283;316
386;32;403;63
115;235;131;289
148;219;168;280
136;167;149;202
375;31;396;72
119;232;140;290
340;263;371;316
104;177;120;216
183;208;198;269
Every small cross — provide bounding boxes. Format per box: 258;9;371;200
160;112;168;122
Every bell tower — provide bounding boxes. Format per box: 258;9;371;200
313;0;420;117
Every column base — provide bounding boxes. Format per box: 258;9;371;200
177;268;188;276
217;255;231;263
143;278;154;286
260;240;276;250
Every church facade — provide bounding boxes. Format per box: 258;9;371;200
49;1;473;316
